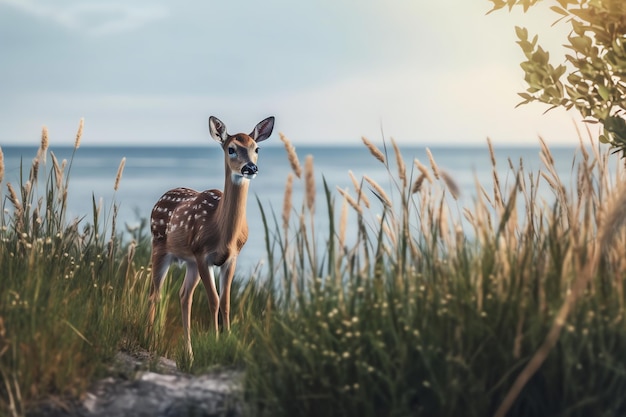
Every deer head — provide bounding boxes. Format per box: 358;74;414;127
209;116;274;183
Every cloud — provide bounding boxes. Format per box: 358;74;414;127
0;0;168;35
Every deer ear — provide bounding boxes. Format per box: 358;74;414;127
209;116;228;143
250;116;275;143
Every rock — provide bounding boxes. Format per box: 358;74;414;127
82;369;243;417
28;351;244;417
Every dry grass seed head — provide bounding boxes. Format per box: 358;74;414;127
283;173;294;232
391;138;406;186
363;175;392;208
539;136;555;167
441;171;461;200
22;180;31;198
361;136;385;164
7;183;22;211
279;133;302;178
30;157;40;184
411;173;426;194
304;155;315;213
114;157;126;191
487;137;497;168
426;148;440;180
348;170;370;208
38;126;49;164
74;118;84;149
50;152;63;190
338;198;349;248
336;187;363;215
414;159;433;184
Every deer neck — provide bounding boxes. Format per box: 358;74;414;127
215;169;250;245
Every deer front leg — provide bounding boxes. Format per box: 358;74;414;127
219;258;236;332
197;256;220;334
180;261;200;358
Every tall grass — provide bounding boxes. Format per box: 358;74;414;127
0;123;155;416
245;132;626;416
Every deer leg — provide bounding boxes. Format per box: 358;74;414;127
219;258;236;333
148;251;172;331
180;261;200;359
197;256;220;334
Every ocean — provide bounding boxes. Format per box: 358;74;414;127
1;142;616;272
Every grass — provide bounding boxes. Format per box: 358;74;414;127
1;122;626;416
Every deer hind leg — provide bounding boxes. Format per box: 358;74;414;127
219;258;237;333
180;261;200;359
148;251;173;331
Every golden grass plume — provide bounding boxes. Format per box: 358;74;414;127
336;187;363;215
114;157;126;191
426;148;440;180
411;173;426;194
363;175;392;207
38;126;49;163
414;159;433;184
7;182;22;212
391;138;406;186
282;173;293;233
441;171;461;200
338;197;349;249
50;152;63;190
304;155;315;213
348;170;370;209
279;133;302;178
74;118;84;149
362;136;385;164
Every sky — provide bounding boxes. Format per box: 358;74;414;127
0;0;586;147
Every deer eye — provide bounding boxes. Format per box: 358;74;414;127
228;147;236;156
255;147;259;154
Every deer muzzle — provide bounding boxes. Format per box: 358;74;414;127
241;162;258;179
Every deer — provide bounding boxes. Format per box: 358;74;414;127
148;116;275;359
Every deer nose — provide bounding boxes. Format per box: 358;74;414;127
241;162;258;178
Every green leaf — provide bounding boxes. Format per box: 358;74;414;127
549;6;568;16
571;20;586;36
597;85;610;101
569;35;592;53
599;134;610;143
486;0;507;14
515;26;528;41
